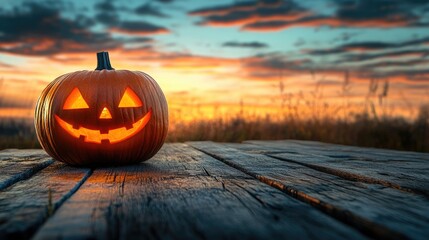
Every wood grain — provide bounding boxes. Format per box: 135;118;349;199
0;149;53;191
32;144;365;240
0;162;91;239
190;141;429;240
242;140;429;196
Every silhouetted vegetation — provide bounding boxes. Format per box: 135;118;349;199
166;108;429;152
0;118;40;149
1;108;427;152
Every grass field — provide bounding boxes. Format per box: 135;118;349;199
1;109;428;152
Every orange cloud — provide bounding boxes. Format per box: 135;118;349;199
199;12;311;27
242;17;411;32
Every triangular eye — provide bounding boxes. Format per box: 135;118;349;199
63;88;89;110
118;87;142;108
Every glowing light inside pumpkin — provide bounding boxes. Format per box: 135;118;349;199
63;88;89;109
55;109;152;144
99;107;112;119
119;87;143;108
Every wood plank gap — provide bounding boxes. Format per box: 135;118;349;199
33;144;367;240
190;145;408;240
0;162;92;240
239;141;429;197
0;158;54;191
268;154;426;198
28;168;94;239
52;169;93;211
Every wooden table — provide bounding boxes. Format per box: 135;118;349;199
0;140;428;240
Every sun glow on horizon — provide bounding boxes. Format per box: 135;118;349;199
0;0;429;126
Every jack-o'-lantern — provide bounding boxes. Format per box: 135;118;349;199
35;52;168;166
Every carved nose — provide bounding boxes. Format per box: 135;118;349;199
99;107;112;119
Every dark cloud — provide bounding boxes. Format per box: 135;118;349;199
189;0;429;31
117;37;153;44
370;69;429;81
135;3;169;17
339;37;429;51
189;0;309;27
92;1;170;35
340;49;429;63
305;42;401;56
241;15;411;31
0;2;121;56
305;48;345;56
335;0;417;22
222;41;268;48
242;54;316;80
94;1;116;11
94;0;119;25
155;0;175;3
110;21;169;35
240;49;429;82
304;37;429;72
189;1;260;16
243;0;429;31
361;58;429;69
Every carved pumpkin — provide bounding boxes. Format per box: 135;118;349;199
35;52;168;166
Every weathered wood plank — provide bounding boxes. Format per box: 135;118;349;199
246;140;429;160
242;140;429;196
0;149;54;191
0;161;91;239
33;144;365;240
190;141;429;240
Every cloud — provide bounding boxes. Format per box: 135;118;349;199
299;35;429;80
155;0;175;3
0;1;170;56
0;2;121;56
241;16;412;31
361;58;429;70
235;48;429;84
335;0;420;22
92;1;170;35
135;3;169;17
189;0;309;27
95;1;120;26
222;41;268;48
306;37;429;55
94;1;116;11
373;69;429;81
240;54;318;81
340;49;429;63
189;0;429;32
109;21;170;35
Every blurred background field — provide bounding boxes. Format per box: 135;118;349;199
2;74;428;152
2;108;428;152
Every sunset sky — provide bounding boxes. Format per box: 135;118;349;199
1;0;429;122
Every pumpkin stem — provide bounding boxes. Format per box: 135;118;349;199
95;51;115;70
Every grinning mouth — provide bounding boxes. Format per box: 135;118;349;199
55;109;152;144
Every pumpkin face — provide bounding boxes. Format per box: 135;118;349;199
35;52;168;166
55;86;152;144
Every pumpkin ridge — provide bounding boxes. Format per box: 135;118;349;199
35;52;168;166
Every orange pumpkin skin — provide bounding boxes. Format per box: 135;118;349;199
35;52;168;166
